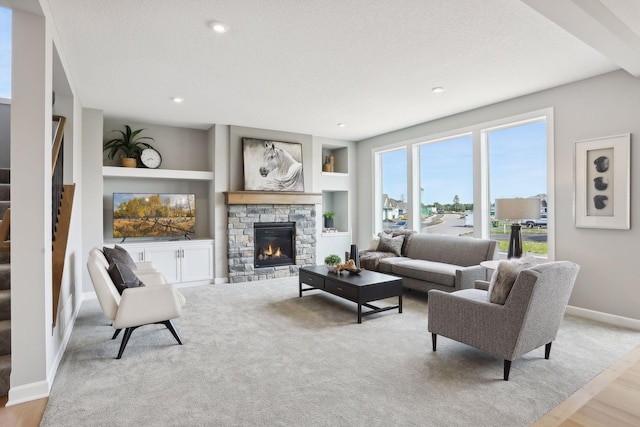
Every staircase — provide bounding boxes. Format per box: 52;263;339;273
0;167;10;396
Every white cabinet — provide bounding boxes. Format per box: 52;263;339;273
121;240;214;286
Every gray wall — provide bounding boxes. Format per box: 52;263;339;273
356;70;640;321
0;103;9;168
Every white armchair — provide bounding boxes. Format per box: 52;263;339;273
87;248;186;358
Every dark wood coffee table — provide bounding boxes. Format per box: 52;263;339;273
299;265;403;323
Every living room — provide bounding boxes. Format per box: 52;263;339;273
1;0;640;425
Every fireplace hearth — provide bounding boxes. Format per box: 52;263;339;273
254;222;295;268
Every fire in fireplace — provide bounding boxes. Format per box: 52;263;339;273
254;222;295;268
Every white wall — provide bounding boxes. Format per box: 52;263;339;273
0;102;9;168
356;70;640;321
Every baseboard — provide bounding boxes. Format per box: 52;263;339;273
6;380;49;406
566;305;640;331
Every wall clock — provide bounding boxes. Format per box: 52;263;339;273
140;147;162;169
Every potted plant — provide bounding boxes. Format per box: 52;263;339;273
324;254;342;273
323;211;335;229
104;125;156;167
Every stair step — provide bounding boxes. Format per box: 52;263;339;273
0;354;10;397
0;264;8;290
0;184;8;202
0;320;10;356
0;168;8;185
0;252;8;264
0;290;9;321
0;202;8;220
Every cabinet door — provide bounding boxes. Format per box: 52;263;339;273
120;245;146;263
144;246;181;284
180;244;213;283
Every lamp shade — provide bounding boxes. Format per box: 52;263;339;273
494;198;540;221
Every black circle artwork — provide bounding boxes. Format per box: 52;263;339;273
593;195;608;210
593;177;608;191
593;156;609;172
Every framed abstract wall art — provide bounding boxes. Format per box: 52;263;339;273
242;138;305;192
574;133;630;229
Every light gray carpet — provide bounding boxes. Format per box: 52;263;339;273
42;277;639;426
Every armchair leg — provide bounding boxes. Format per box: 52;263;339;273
545;342;552;359
431;333;437;352
112;329;122;340
117;327;138;359
162;320;183;345
504;360;511;381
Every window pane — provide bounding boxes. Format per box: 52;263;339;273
489;121;547;256
0;7;11;99
380;148;407;231
419;135;473;236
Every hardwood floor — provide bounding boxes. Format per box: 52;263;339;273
0;396;47;427
0;345;638;426
533;344;640;427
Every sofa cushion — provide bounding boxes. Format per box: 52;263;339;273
488;256;537;304
377;256;407;273
390;259;458;287
405;234;495;266
107;261;145;295
359;251;396;271
103;245;137;271
377;233;404;256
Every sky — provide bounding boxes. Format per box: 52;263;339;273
0;7;10;99
382;120;547;205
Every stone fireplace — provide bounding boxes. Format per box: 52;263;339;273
226;192;320;283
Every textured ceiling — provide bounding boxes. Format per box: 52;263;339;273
41;0;627;140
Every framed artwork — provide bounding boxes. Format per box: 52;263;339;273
574;133;630;229
242;138;305;192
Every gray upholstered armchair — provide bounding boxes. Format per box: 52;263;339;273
427;261;580;380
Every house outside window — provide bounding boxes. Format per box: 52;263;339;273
0;7;11;100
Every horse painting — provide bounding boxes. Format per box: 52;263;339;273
243;138;305;192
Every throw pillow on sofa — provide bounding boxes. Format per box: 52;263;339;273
107;261;145;295
377;233;404;256
103;245;137;271
488;256;537;304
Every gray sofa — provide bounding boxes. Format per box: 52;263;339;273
360;232;498;293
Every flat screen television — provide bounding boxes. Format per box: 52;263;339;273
113;193;196;239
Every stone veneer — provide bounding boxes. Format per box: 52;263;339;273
227;204;316;283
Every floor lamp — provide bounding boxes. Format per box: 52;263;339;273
494;198;540;259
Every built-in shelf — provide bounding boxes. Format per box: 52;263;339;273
321;232;350;237
321;171;349;178
103;166;213;181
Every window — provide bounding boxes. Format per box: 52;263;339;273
0;7;10;100
380;148;407;231
488;120;547;256
373;109;552;258
419;135;473;235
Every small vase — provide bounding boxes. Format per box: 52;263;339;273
349;244;360;269
324;217;334;229
120;157;137;168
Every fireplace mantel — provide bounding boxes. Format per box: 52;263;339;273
224;191;322;205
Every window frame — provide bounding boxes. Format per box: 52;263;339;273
372;108;554;260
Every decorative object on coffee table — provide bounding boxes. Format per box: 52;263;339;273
104;125;156;168
324;254;342;273
349;244;360;269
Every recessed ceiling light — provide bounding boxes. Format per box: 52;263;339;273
172;97;184;103
337;123;347;128
432;86;445;93
210;21;229;33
